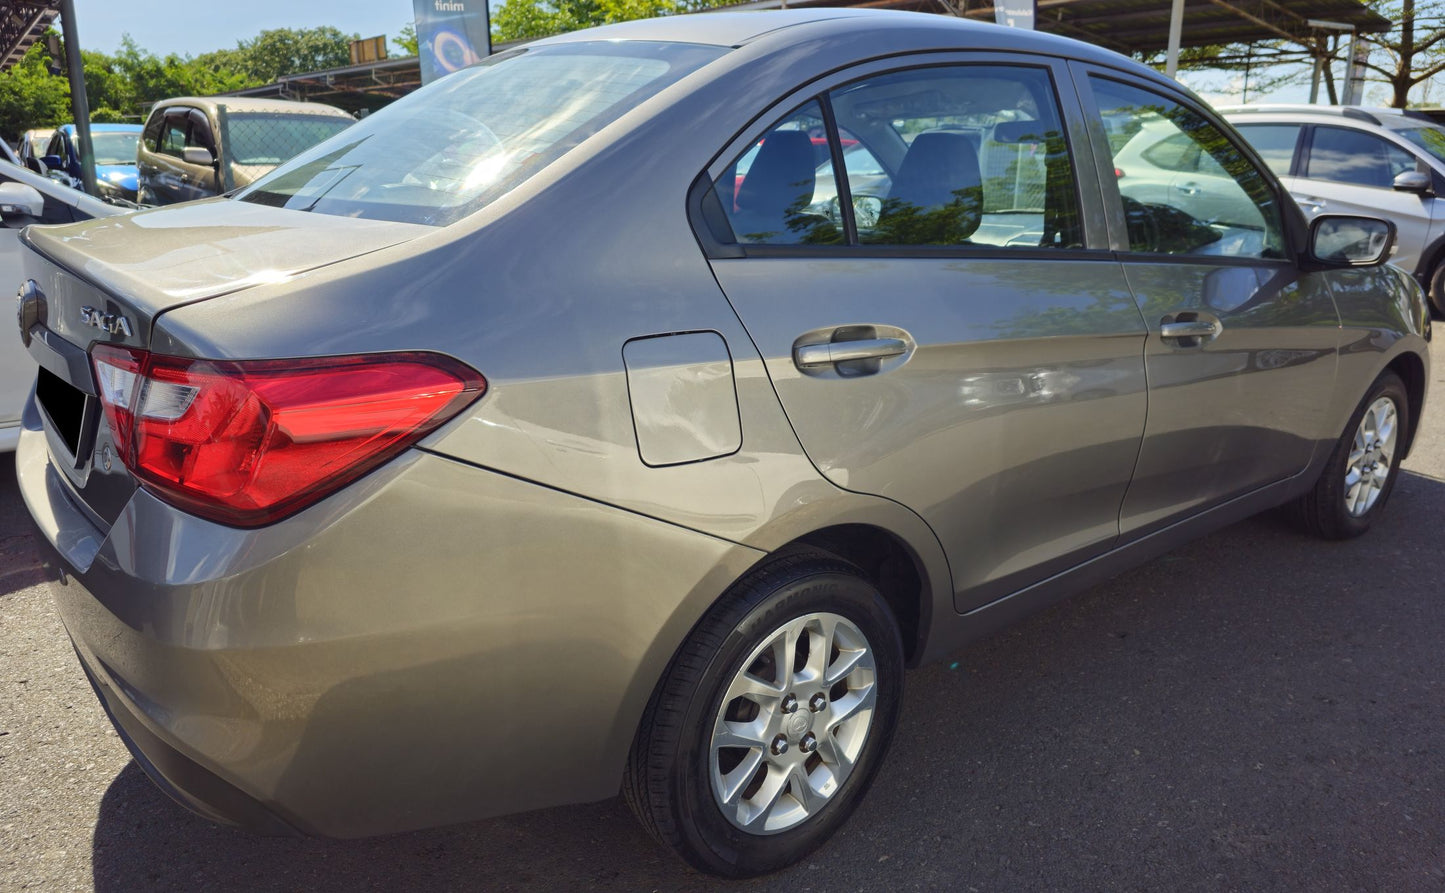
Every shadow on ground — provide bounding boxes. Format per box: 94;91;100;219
83;470;1445;891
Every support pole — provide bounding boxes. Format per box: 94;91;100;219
1165;0;1185;78
57;0;96;197
1309;45;1323;103
1342;29;1360;105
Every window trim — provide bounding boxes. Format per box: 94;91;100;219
690;51;1113;261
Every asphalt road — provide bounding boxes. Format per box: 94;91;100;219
2;340;1442;892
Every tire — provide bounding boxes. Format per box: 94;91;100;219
1430;263;1445;320
625;551;904;877
1291;371;1409;540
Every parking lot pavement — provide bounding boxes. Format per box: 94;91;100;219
3;337;1443;892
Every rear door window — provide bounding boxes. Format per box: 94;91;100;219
1231;123;1302;176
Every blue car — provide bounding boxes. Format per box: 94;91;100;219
40;123;143;203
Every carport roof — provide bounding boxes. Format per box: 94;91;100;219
0;1;56;70
717;0;1391;55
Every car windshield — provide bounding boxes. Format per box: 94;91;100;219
235;41;727;226
91;131;139;166
225;114;355;166
1397;125;1445;164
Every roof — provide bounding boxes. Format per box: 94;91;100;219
152;95;354;118
708;0;1390;54
1216;104;1445;130
0;2;56;71
57;123;142;133
537;8;883;46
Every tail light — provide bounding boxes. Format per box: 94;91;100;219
1114;167;1126;178
90;346;486;527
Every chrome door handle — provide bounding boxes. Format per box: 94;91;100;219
794;337;908;367
1174;182;1201;195
1295;196;1325;211
1160;319;1222;340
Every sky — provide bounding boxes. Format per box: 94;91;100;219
72;0;426;57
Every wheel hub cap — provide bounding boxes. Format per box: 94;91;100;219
1343;396;1398;517
709;612;877;835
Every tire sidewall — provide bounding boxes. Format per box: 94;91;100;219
672;570;904;877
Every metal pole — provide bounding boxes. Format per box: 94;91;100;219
57;0;97;197
1309;46;1323;103
1165;0;1185;78
1342;29;1359;105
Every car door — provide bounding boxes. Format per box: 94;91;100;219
1289;124;1435;273
698;56;1150;613
1077;72;1342;536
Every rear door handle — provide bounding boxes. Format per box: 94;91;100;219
1294;195;1325;212
794;337;908;368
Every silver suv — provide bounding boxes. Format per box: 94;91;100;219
1222;104;1445;317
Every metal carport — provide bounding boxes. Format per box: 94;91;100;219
0;0;98;195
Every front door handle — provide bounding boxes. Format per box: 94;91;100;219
794;337;908;368
1159;319;1222;340
1294;195;1325;212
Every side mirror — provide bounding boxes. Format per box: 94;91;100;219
1392;170;1432;195
182;146;215;166
0;181;45;219
39;154;64;171
1309;214;1395;267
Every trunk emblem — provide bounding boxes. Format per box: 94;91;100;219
80;306;134;338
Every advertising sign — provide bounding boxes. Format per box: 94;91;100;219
994;0;1037;30
413;0;492;85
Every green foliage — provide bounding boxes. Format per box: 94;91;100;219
0;40;70;142
0;27;357;144
395;23;419;57
491;0;695;43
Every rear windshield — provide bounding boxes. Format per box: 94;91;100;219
226;113;354;166
234;41;726;226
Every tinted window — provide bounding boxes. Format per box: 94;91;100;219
1231;123;1301;176
237;41;726;226
223;114;351;166
143;112;164;152
1091;78;1285;259
159;115;189;158
1397;125;1445;164
1306;126;1418;187
715;101;843;245
830;65;1082;249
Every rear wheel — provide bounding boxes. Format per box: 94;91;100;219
1291;371;1408;539
625;552;904;877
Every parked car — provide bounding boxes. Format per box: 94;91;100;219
1110;116;1266;230
136;97;353;205
16;127;53;174
1222;104;1445;317
36;123;144;203
14;10;1430;878
0;160;122;450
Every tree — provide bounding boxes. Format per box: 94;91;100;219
491;0;692;42
226;26;358;82
395;23;419;57
1355;0;1445;107
0;39;72;142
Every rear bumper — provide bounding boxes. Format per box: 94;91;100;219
17;416;763;837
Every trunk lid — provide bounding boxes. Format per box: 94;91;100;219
18;200;429;529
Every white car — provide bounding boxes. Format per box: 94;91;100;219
1;160;122;451
1110;116;1268;231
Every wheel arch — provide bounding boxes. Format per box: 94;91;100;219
1387;350;1428;460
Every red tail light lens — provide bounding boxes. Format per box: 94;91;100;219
89;347;486;527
